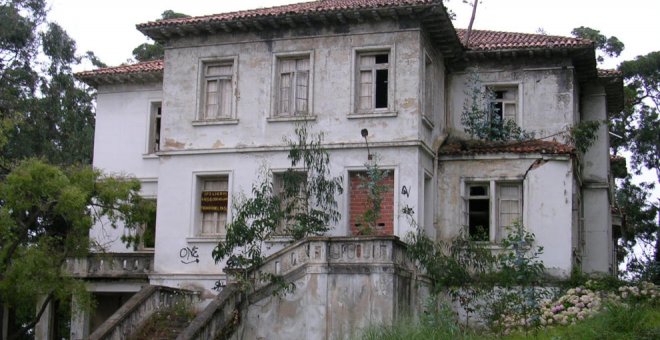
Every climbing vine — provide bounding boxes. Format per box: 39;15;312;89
355;155;390;235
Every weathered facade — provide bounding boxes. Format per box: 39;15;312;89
62;0;622;338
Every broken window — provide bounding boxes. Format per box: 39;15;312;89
464;181;522;242
276;56;310;116
202;62;233;120
148;102;162;153
487;85;518;124
199;177;229;236
357;51;390;112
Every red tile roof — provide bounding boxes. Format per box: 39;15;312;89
137;0;437;29
76;60;164;78
438;140;575;156
598;69;622;77
456;29;592;51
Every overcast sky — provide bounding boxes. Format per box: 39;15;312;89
47;0;659;70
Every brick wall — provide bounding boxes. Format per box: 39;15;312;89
349;171;394;236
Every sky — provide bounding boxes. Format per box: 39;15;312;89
47;0;660;70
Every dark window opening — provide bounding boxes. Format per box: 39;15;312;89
143;203;156;248
468;198;489;241
154;106;162;152
375;54;388;64
375;69;388;108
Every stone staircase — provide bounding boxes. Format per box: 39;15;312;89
93;236;431;340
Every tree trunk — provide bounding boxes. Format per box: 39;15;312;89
463;0;480;47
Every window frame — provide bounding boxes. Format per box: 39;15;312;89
350;46;397;118
422;51;435;127
146;101;162;155
195;57;239;125
483;82;523;128
462;179;523;243
189;171;233;241
270;51;314;121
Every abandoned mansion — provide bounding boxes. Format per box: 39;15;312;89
55;0;625;338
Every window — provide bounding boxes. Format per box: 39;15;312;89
464;181;522;242
201;61;234;120
199;177;229;236
272;171;307;235
356;51;390;112
423;54;434;122
148;102;161;153
276;57;310;116
140;199;157;249
487;85;518;124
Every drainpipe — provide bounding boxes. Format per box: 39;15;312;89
432;132;449;237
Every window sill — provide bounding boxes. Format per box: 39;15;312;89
186;236;225;244
192;119;239;126
347;111;398;119
422;115;434;129
267;115;316;123
142;153;159;159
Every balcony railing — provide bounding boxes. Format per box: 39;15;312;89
66;252;154;279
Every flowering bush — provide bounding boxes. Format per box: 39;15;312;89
493;281;658;334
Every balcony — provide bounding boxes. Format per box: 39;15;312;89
67;252;154;279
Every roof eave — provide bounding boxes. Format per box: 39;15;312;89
75;71;164;87
136;3;465;63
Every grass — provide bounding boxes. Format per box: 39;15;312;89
358;300;660;340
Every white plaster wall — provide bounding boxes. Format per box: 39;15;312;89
580;83;609;182
437;156;574;277
160;23;423;152
90;83;161;253
447;63;576;139
152;145;423;285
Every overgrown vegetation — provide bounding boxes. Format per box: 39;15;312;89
213;123;342;294
460;73;531;142
354;156;390;235
129;298;196;340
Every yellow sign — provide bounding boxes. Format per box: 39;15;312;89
201;191;228;212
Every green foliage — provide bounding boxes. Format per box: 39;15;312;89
354;156;390;235
0;159;153;337
486;222;548;335
1;0;96;169
568;120;600;153
571;26;624;63
283;124;343;239
460;73;531;142
132;10;189;62
213;124;342;294
358;299;478;340
615;178;659;282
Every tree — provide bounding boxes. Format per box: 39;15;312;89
1;0;99;170
0;159;154;339
616;51;660;282
132;10;189;62
571;26;624;63
213;124;342;292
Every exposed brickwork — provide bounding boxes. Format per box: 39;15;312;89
349;172;394;236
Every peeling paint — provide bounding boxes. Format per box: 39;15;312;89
164;138;186;149
212;140;224;148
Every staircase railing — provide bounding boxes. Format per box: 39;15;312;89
89;285;198;340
